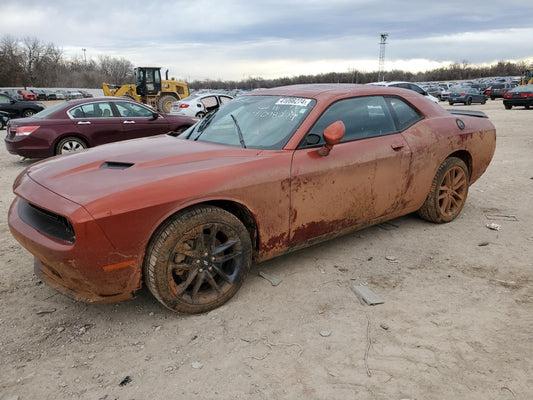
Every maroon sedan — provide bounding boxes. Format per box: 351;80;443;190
8;84;496;313
5;97;197;158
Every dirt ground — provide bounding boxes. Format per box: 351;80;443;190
0;99;531;400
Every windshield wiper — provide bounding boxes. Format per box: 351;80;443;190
230;114;247;149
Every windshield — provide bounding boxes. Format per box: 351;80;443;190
179;95;316;150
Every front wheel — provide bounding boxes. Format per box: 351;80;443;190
144;205;252;313
481;98;486;104
466;97;472;105
418;157;469;223
56;136;87;155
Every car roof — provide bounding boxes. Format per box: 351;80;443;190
247;83;423;103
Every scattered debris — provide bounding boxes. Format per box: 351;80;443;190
385;256;399;263
485;213;518;222
191;362;203;369
240;337;255;343
486;223;501;231
258;271;281;286
478;241;490;246
380;323;389;331
367;257;373;261
500;386;516;398
251;336;303;361
351;285;384;306
56;327;65;333
491;279;517;287
35;309;56;315
119;376;132;387
319;330;331;337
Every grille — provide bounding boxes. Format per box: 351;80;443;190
18;199;75;243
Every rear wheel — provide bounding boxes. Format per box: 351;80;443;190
22;109;36;118
144;205;252;313
481;98;486;104
418;157;469;223
195;111;206;118
56;136;87;155
504;104;512;110
466;97;472;105
157;95;177;114
448;101;454;105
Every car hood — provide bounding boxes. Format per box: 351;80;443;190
24;135;268;209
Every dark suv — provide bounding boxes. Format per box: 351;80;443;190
489;83;515;100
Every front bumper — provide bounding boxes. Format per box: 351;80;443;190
8;173;143;303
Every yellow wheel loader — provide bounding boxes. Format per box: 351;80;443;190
102;67;189;113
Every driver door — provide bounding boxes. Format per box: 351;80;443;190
289;95;413;243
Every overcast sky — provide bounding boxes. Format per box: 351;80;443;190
3;0;533;81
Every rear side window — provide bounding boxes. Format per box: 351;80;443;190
387;97;423;131
69;102;114;118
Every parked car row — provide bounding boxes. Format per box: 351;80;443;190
1;88;94;101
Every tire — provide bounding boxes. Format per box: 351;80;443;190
195;112;206;118
504;104;512;110
418;157;469;224
525;104;530;109
0;119;5;130
466;97;472;105
56;136;87;155
157;95;177;114
449;101;454;105
22;109;36;118
481;98;486;104
144;205;252;313
491;97;495;101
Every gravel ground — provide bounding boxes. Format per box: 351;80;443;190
0;99;531;400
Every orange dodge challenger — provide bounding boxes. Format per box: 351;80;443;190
8;84;496;313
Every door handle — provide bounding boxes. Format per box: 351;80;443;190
77;121;91;125
123;120;135;124
391;143;404;151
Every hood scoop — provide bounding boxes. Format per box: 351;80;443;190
100;161;135;170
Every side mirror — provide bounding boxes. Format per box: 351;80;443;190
318;120;345;156
151;112;159;120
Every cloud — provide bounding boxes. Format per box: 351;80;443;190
2;0;533;81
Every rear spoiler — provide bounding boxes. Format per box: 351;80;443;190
447;109;488;118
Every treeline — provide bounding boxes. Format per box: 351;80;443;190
191;60;531;90
1;35;530;90
0;35;134;88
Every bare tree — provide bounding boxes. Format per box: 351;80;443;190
99;56;134;84
0;36;24;86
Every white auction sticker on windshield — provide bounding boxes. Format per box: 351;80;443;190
275;97;312;106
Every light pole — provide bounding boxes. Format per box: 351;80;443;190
378;33;388;82
82;48;87;64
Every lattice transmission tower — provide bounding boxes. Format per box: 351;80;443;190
378;32;389;82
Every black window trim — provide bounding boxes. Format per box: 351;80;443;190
297;95;424;149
